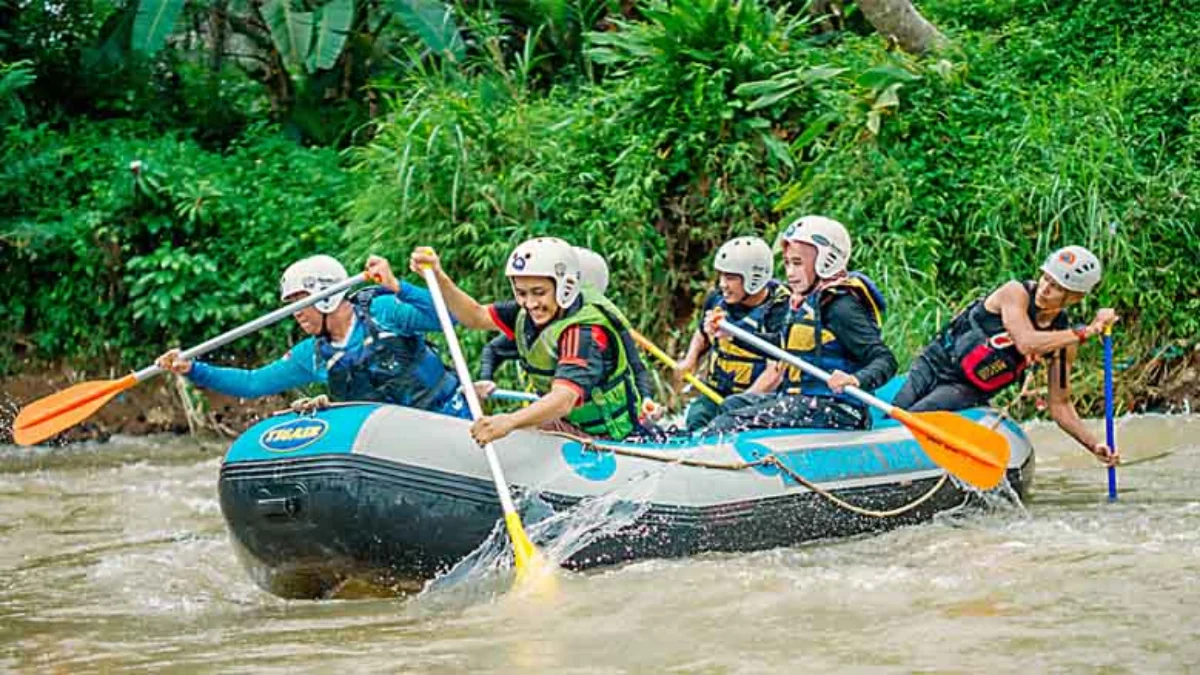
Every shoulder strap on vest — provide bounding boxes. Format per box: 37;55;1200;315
820;273;886;325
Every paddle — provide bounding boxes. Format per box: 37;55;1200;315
628;329;725;405
718;320;1011;490
1104;326;1118;501
492;389;540;403
14;274;368;446
419;265;555;590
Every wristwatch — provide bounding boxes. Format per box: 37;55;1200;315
1072;324;1089;344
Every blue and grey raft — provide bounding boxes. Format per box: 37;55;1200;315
218;392;1035;599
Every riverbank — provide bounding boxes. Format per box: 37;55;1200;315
3;348;1197;444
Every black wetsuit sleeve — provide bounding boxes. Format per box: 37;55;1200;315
479;335;518;381
824;295;897;392
620;330;655;399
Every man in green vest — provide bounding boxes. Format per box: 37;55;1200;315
410;237;644;444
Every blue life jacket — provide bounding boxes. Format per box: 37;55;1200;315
707;280;791;396
780;272;887;402
315;286;458;410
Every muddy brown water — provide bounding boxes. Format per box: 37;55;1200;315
2;415;1199;673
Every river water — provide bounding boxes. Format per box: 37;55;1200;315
2;415;1199;673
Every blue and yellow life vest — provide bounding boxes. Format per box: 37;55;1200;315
707;281;791;396
780;273;886;399
315;286;458;410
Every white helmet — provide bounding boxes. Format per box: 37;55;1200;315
1042;245;1102;293
505;237;583;308
575;247;610;295
713;236;774;295
780;215;852;279
279;255;349;314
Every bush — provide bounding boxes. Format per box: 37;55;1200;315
346;0;1200;411
0;119;353;373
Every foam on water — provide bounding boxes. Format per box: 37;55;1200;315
4;415;1200;672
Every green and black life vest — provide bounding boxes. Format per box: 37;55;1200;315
707;280;791;395
780;272;887;400
514;296;642;440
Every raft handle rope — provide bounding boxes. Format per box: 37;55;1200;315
544;430;952;519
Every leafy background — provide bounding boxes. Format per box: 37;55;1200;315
2;0;1197;416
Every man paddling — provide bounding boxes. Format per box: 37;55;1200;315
473;246;660;419
675;236;791;430
156;254;469;417
893;246;1120;466
703;216;897;433
410;238;645;443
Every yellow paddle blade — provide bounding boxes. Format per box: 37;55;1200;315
12;375;137;446
505;511;558;597
893;410;1011;490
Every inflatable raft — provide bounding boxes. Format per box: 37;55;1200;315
217;399;1035;598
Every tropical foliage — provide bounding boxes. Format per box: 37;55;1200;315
2;0;1198;413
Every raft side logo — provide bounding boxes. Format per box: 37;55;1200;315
259;418;329;453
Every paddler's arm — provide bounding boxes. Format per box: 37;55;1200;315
1046;345;1117;466
618;329;656;399
470;385;577;445
824;294;898;392
747;361;783;394
677;329;709;373
992;282;1086;357
409;247;494;329
180;339;321;399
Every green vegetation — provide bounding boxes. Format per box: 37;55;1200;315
2;0;1198;413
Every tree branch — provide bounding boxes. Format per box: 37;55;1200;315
857;0;947;54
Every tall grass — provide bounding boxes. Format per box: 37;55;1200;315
348;0;1200;411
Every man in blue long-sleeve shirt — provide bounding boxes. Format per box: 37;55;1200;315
156;254;469;418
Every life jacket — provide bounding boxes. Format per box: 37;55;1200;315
315;286;458;410
582;285;635;334
706;281;791;396
514;296;643;440
779;272;887;400
940;280;1069;393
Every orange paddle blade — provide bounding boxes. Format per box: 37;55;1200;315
13;375;137;446
893;410;1011;490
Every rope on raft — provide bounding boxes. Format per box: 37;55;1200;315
542;431;953;519
277;402;963;518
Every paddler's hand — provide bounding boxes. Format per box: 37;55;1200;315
827;370;859;394
365;254;399;292
640;398;665;422
702;308;728;339
673;354;697;388
471;413;516;445
473;380;497;400
409;246;444;277
156;348;193;375
1088;442;1120;467
1085;308;1120;338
